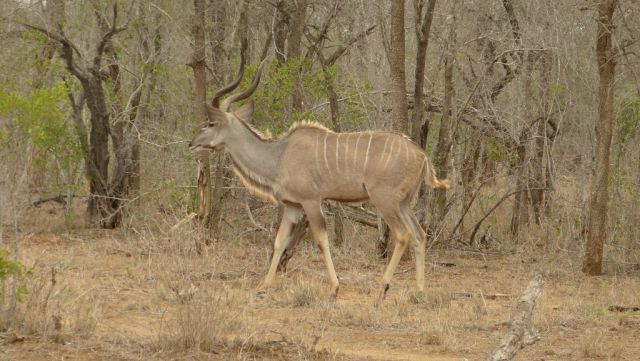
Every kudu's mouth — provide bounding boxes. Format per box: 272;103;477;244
189;143;221;152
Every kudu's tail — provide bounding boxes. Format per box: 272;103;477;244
424;157;450;189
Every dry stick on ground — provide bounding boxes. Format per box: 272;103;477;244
608;305;640;312
487;274;544;361
454;292;512;300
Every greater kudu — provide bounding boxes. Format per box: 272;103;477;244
189;59;449;301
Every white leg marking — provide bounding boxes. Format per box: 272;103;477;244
363;133;373;172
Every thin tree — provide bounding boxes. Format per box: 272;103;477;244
189;0;213;233
431;0;458;231
584;0;618;275
378;0;408;256
389;0;408;134
411;0;437;144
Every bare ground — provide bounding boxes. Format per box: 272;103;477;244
1;218;640;361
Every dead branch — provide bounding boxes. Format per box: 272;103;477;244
323;24;376;65
487;274;544;361
608;305;640;312
469;188;546;246
31;195;69;207
454;292;513;300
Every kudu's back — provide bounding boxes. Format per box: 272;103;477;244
275;125;446;205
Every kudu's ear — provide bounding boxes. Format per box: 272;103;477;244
205;104;227;125
233;100;254;121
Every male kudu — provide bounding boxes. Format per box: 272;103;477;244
189;58;449;301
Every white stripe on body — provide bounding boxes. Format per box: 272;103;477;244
343;133;350;173
353;133;362;168
363;133;373;172
315;134;321;177
379;137;390;170
323;133;330;174
383;137;396;170
335;133;341;173
403;139;409;169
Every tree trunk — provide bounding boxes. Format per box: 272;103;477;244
206;0;235;238
83;77;115;227
583;0;617;276
389;0;408;135
191;0;213;236
530;52;552;224
287;0;307;115
274;1;291;66
24;2;134;229
510;126;530;236
411;0;437;229
510;54;534;237
208;0;226;79
460;136;482;241
378;0;408;257
411;0;436;141
431;0;456;233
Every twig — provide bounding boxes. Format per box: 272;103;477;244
245;199;269;233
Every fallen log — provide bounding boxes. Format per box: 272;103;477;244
325;203;378;228
487;274;544;361
31;194;69;207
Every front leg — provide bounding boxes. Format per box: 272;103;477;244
259;204;303;291
302;200;340;298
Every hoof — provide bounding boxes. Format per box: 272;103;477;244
329;286;339;302
255;290;268;300
374;284;390;308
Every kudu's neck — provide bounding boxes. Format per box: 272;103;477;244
224;122;284;183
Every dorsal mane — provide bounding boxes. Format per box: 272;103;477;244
233;116;330;142
279;120;332;138
233;112;273;141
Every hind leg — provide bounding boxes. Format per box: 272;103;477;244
379;218;411;301
369;193;413;301
401;202;427;292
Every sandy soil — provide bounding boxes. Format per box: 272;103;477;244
1;227;639;361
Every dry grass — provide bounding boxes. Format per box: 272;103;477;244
1;250;100;343
1;197;640;361
157;289;246;354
